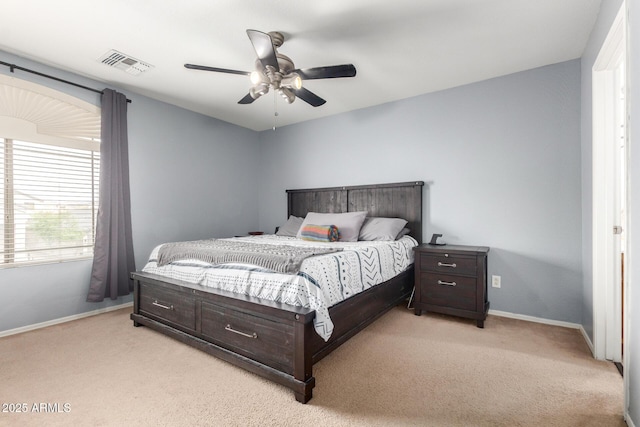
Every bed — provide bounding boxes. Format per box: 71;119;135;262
130;181;424;403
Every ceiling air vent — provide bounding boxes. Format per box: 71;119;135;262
98;49;153;76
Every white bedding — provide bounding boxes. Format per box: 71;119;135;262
142;234;417;341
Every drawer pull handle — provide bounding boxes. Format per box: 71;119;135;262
152;300;174;310
438;262;457;268
225;324;258;339
438;280;457;287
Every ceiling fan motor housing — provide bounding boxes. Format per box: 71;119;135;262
268;31;285;48
276;53;294;74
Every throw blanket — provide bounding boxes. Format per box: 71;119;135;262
156;239;341;274
300;224;339;242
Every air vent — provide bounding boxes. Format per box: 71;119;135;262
98;49;153;76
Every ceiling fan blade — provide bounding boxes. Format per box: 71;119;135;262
238;93;256;104
184;63;250;76
246;29;279;70
294;64;356;80
293;87;326;107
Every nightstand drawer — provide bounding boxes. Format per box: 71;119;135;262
419;254;477;276
139;283;196;330
419;273;477;311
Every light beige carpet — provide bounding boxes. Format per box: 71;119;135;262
0;306;625;426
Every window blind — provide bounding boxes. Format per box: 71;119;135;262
1;138;100;267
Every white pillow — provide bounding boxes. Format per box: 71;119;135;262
297;211;367;242
359;217;408;241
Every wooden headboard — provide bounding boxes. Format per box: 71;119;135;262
286;181;424;244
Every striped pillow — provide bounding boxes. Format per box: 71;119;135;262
300;224;339;242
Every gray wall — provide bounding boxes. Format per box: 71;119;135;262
127;93;260;269
258;60;583;324
0;50;261;333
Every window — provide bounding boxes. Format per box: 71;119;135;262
0;75;100;267
1;138;100;266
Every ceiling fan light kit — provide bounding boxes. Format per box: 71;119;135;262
281;73;302;90
185;29;356;108
249;82;269;99
249;69;268;85
279;87;295;104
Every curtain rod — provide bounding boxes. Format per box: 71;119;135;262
0;60;132;103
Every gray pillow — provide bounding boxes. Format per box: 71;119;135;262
276;215;304;237
395;227;411;240
358;217;408;241
297;211;367;242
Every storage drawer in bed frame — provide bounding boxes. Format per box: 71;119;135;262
139;283;197;331
200;300;296;375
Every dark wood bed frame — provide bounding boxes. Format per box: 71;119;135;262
130;181;424;403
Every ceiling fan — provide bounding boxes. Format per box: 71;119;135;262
184;30;357;107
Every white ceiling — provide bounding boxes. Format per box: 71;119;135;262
1;0;601;132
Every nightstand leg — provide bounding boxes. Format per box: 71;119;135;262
476;319;484;328
414;309;422;316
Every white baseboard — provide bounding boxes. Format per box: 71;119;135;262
488;309;596;355
579;325;595;355
488;309;582;329
626;413;637;427
489;310;582;329
0;302;133;338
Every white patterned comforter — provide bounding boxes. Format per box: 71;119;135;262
142;235;417;341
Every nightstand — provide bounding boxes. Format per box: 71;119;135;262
413;244;490;328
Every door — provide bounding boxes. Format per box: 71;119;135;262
592;4;627;363
609;60;626;362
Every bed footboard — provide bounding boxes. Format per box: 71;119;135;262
130;272;317;403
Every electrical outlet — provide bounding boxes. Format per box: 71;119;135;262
492;275;501;288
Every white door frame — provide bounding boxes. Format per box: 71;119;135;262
592;3;627;362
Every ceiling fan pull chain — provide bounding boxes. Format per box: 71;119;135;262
273;91;278;131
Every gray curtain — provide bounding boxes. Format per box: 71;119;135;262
87;89;135;302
